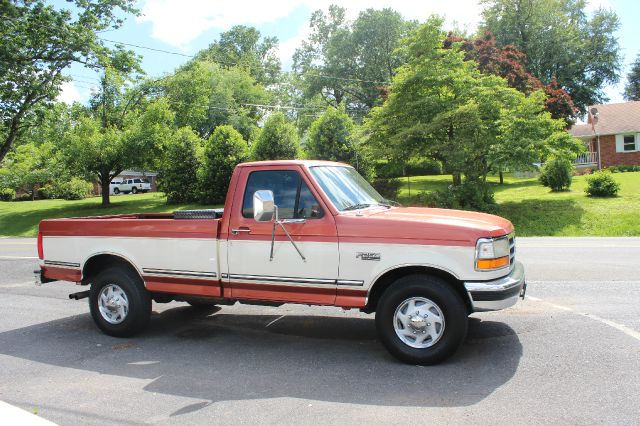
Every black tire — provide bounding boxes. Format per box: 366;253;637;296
89;266;151;337
375;274;468;365
113;188;120;194
131;187;138;194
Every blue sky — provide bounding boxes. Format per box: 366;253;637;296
59;0;640;110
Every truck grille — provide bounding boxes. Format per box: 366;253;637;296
508;232;516;267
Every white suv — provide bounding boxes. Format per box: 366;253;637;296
110;178;151;195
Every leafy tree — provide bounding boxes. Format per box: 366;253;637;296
293;6;417;110
480;0;621;114
158;127;202;204
0;142;56;199
0;0;137;163
251;112;299;161
160;61;268;141
195;25;281;86
366;17;582;208
65;63;174;206
200;125;248;204
623;54;640;101
445;32;576;122
306;105;358;164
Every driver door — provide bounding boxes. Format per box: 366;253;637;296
226;166;339;304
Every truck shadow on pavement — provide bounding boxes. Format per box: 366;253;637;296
0;305;522;408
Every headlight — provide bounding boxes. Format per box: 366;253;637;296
475;236;510;271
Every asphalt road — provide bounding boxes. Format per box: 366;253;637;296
0;237;638;425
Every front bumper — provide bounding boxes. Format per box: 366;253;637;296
464;261;526;312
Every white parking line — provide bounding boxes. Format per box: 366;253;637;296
528;296;640;342
266;315;286;327
0;256;38;260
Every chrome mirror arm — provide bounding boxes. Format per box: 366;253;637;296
269;205;306;262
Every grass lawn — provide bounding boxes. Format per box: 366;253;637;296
1;172;639;237
0;193;218;237
397;172;640;236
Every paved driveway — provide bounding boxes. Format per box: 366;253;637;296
0;237;638;425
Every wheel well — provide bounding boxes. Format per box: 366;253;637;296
364;266;472;314
82;254;142;285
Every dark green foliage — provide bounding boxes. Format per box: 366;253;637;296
0;188;16;201
251;113;299;161
585;171;620;197
421;180;497;213
200;125;248;204
607;165;640;173
624;54;640;101
539;157;574;191
306;106;357;163
36;187;50;200
375;158;443;178
371;178;402;201
158;127;201;204
39;178;93;200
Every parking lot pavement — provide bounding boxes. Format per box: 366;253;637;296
0;237;638;425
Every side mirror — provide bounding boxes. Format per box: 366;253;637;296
253;190;275;222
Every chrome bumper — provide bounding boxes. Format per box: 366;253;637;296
464;261;526;312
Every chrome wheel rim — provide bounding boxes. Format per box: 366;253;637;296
98;284;129;324
393;297;445;349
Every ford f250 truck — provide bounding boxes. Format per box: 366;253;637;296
37;160;526;365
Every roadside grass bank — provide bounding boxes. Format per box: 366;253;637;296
0;193;218;237
397;172;640;236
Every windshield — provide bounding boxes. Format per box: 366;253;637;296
310;166;387;211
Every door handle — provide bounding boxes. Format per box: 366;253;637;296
231;227;251;235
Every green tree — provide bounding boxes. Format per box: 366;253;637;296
159;127;201;204
623;54;640;101
160;61;268;140
480;0;621;114
0;142;56;199
306;105;357;163
200;125;248;204
366;17;582;207
0;0;137;163
251;112;300;160
293;6;417;110
195;25;281;86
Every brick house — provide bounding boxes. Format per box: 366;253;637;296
568;101;640;170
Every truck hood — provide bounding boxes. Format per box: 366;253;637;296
336;206;514;246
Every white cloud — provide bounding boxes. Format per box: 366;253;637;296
138;0;483;51
57;81;82;104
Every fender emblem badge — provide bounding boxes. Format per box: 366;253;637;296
356;252;381;261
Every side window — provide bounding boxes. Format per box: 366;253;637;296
134;179;142;183
242;170;324;219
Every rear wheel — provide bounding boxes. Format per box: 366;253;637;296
89;266;151;337
375;274;468;365
131;187;138;194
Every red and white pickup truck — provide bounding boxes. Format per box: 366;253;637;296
37;160;525;364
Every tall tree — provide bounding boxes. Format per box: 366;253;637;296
159;127;202;204
306;105;357;164
623;54;640;101
0;0;137;163
194;25;281;86
293;6;417;110
480;0;621;114
251;112;299;161
366;17;582;195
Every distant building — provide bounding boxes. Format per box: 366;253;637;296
568;101;640;170
94;170;158;194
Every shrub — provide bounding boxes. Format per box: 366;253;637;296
0;188;16;201
420;180;497;213
607;165;640;173
539;157;574;191
158;127;201;204
57;178;93;200
15;193;32;201
372;178;402;201
251;112;299;161
37;186;51;200
585;171;620;197
375;158;442;179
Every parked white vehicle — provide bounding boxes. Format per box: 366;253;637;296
110;178;151;195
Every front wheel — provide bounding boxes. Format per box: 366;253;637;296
89;266;151;337
375;274;468;365
113;188;120;194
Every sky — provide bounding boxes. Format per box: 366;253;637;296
58;0;640;112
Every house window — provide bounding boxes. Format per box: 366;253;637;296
623;135;636;151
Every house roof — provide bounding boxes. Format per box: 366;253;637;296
569;101;640;137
